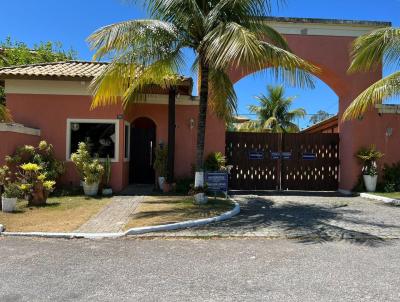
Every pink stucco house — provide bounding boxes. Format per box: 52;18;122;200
0;61;225;192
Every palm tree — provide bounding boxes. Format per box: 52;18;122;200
343;27;400;120
87;0;318;186
242;85;305;133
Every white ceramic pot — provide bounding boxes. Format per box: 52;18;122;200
2;197;17;212
194;193;208;205
83;182;99;196
363;175;378;192
102;188;113;196
158;177;165;190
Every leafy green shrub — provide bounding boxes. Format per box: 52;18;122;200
102;156;112;188
83;160;104;185
18;163;55;206
5;140;64;181
204;152;226;171
382;161;400;192
356;145;383;176
2;183;22;198
70;142;91;179
175;178;194;194
71;143;104;185
154;146;168;176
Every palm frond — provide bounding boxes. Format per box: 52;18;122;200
348;27;400;73
202;22;318;88
87;19;182;62
90;47;185;108
342;71;400;120
208;68;238;121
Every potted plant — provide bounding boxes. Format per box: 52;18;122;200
102;156;113;196
82;159;104;196
18;163;56;206
1;183;21;212
71;142;104;196
356;145;384;192
204;152;227;172
189;185;208;205
70;142;91;187
153;146;168;190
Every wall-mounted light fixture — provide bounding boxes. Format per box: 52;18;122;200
189;118;195;130
386;128;393;137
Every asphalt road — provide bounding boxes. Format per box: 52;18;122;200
1;237;399;302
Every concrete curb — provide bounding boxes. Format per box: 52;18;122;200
125;200;240;235
360;192;400;205
0;200;240;239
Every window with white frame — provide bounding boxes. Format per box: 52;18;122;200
67;119;119;160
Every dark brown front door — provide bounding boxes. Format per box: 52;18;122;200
130;118;156;184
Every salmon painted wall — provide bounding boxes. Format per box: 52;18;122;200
6;93;126;191
123;103;226;182
0;131;41;164
230;33;399;191
5;93;225;191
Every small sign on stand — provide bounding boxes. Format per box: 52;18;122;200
205;172;229;199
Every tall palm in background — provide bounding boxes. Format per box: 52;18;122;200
241;85;305;133
88;0;318;186
343;27;400;120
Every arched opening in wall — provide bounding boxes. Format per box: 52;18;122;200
232;73;339;134
226;71;342;191
130;117;156;184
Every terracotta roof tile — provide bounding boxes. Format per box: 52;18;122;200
0;61;192;89
0;61;107;80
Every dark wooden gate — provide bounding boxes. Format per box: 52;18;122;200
226;132;339;191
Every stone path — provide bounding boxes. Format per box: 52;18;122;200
138;193;400;244
76;196;143;233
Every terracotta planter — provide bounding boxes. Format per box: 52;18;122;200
363;175;378;192
1;197;17;212
163;182;171;193
83;182;99;196
28;184;49;206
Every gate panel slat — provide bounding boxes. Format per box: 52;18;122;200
225;132;279;190
281;133;339;191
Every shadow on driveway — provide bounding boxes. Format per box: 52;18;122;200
199;194;394;247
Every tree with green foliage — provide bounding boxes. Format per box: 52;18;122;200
343;27;400;120
87;0;317;187
0;37;77;121
309;110;331;125
242;85;306;133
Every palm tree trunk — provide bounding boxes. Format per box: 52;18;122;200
167;86;176;184
194;59;209;187
196;59;209;171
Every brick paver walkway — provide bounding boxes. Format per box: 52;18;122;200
76;196;143;233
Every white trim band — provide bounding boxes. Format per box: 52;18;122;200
0;123;41;136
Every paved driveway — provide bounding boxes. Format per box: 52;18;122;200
145;193;400;243
1;237;400;301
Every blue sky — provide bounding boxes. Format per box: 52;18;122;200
1;0;399;129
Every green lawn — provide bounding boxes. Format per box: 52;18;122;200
371;192;400;200
124;196;234;230
0;196;112;232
